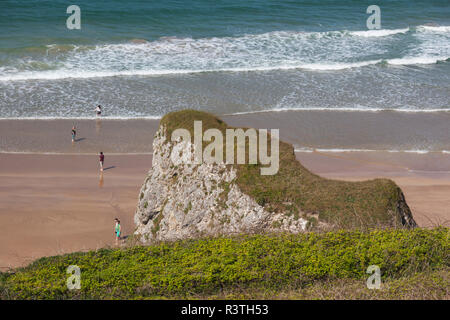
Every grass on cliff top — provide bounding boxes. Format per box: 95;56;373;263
0;228;448;299
160;110;409;230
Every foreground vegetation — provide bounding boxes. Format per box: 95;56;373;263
161;110;413;230
1;228;448;299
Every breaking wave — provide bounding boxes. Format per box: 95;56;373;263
1;25;449;81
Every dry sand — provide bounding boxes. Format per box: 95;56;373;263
297;152;450;228
0;114;449;270
0;154;151;270
1;151;449;270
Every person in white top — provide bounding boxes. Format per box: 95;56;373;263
95;105;102;117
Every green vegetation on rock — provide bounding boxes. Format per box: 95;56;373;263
160;110;414;230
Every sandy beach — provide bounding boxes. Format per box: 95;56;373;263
1;113;449;270
1;152;449;271
2;0;450;302
0;154;152;270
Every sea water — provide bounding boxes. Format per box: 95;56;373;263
0;0;449;120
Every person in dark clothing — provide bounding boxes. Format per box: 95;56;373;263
99;151;105;171
71;126;76;142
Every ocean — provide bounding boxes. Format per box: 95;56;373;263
0;0;449;119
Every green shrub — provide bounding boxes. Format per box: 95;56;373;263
1;228;447;299
160;110;413;230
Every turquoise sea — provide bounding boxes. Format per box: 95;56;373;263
0;0;449;118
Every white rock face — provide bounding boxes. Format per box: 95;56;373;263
134;126;309;243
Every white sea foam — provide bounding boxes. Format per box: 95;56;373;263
389;149;430;154
294;147;381;153
0;151;153;155
388;56;449;65
1;26;448;82
3;149;449;157
2;56;445;81
0;61;385;81
0;115;162;120
294;148;449;154
2;106;450;121
224;107;450;116
349;28;409;37
2;147;448;156
299;60;382;70
417;25;450;33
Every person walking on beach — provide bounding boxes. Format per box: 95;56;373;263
99;151;105;172
71;126;77;143
95;105;102;117
114;218;121;245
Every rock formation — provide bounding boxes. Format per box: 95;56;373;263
135;110;416;243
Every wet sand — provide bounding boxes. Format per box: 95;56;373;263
2;110;450;154
1;112;449;270
0;118;159;154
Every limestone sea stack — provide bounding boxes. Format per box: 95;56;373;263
134;110;416;243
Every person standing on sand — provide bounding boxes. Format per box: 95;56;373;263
71;126;76;143
96;105;102;117
114;218;121;244
99;151;105;171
